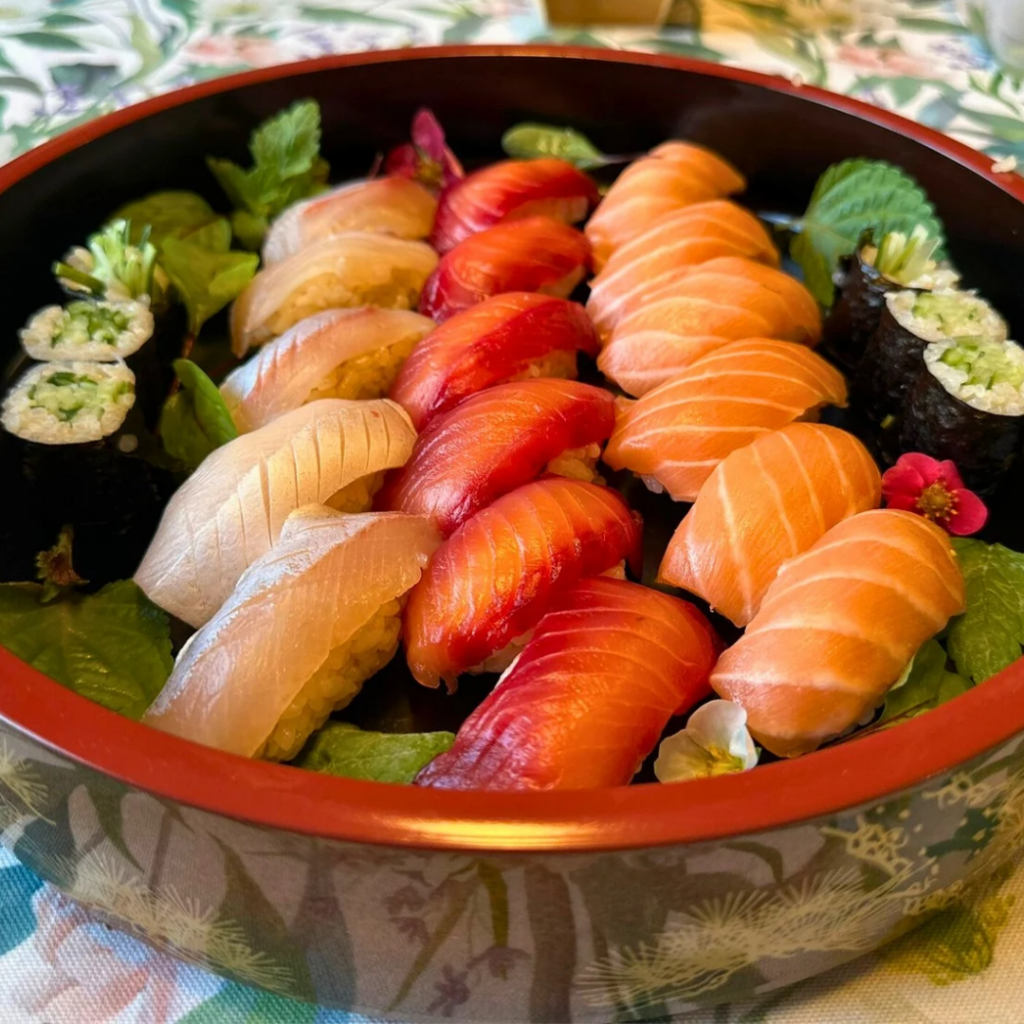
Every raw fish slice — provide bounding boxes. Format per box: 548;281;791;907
658;422;881;626
604;340;847;502
390;292;600;430
712;510;965;757
135;399;417;628
379;379;615;536
221;308;435;431
430;158;599;253
405;477;643;690
144;506;441;760
263;178;438;265
587;201;779;338
230;233;438;357
419;216;591;322
585;142;746;270
416;578;720;790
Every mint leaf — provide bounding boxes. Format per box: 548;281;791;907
790;158;945;306
159;235;258;335
291;722;455;784
110;191;219;249
501;122;606;169
180;217;232;253
0;579;172;719
230;209;269;252
159;358;238;470
250;98;321;180
878;639;971;727
948;538;1024;683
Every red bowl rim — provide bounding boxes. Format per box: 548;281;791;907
2;44;1024;854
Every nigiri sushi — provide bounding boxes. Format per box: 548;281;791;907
430;158;599;253
230;233;438;357
419;216;591;323
220;307;435;432
405;477;643;690
711;510;965;757
389;292;600;431
416;578;719;790
585;142;746;270
586;202;780;338
598;258;823;397
262;178;438;265
135;398;416;628
658;422;881;626
378;379;615;536
144;505;441;760
604;340;848;502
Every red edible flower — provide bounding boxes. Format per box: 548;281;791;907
881;452;988;536
384;108;464;192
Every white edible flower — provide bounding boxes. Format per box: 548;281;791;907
654;700;758;783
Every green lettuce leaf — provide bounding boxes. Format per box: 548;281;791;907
948;537;1024;683
291;722;455;784
878;639;971;728
110;191;219;249
501;122;606;169
790;158;945;306
159;358;238;470
0;579;172;719
159;234;258;335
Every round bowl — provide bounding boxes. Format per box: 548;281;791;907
2;46;1024;1022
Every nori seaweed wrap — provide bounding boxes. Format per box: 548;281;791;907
856;288;1008;425
901;337;1024;494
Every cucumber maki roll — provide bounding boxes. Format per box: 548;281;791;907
2;361;135;444
20;300;154;362
901;337;1024;493
857;288;1008;424
823;227;958;372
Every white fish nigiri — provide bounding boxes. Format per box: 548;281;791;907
135;399;417;628
262;178;438;265
220;308;435;432
230;233;439;357
143;505;442;760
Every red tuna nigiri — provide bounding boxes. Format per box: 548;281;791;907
389;292;600;430
430;158;599;253
416;578;720;790
405;477;643;690
419;216;591;322
378;379;615;536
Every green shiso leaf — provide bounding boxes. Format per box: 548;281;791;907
877;639;971;728
790;158;945;307
501;121;606;169
159;358;238;471
207;99;329;248
110;191;219;250
0;578;172;719
291;722;455;784
948;537;1024;683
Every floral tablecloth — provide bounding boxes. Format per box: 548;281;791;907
2;1;1024;1022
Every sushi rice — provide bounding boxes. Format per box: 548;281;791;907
924;337;1024;415
21;299;153;362
887;289;1008;345
546;442;604;483
325;471;387;513
2;360;135;444
306;331;423;402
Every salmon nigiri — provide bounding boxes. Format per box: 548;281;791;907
430;158;599;253
378;379;615;536
598;258;823;396
586;201;779;339
585;142;746;270
419;216;591;322
416;578;720;790
230;234;438;357
659;422;881;626
220;308;435;431
389;293;600;431
262;178;438;265
405;477;643;690
135;399;416;628
712;510;965;757
604;340;848;502
144;506;441;760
